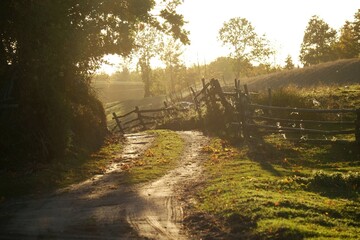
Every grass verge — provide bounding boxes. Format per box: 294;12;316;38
119;129;184;184
0;130;184;201
0;134;123;199
188;137;360;240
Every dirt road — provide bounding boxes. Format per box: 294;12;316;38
0;131;209;239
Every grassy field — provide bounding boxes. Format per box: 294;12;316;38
189;136;359;239
243;58;360;91
92;80;144;104
185;83;360;239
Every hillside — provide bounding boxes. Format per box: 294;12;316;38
92;81;144;103
243;58;360;91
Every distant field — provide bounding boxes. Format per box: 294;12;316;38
92;80;144;104
243;58;360;91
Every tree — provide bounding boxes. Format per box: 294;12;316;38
160;38;184;93
207;57;235;84
300;15;337;66
284;55;295;70
135;25;163;97
218;17;274;79
336;9;360;59
0;0;189;163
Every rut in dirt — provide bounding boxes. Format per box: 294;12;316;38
126;131;209;240
0;131;209;240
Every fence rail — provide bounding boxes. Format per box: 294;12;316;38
190;78;360;144
112;77;360;144
112;102;188;134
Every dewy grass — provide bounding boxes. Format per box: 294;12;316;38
194;138;360;239
120;129;184;184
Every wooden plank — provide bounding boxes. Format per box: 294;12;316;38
248;104;357;113
139;107;176;114
252;116;355;125
195;82;210;98
113;109;136;119
223;92;237;96
139;108;166;113
112;112;124;134
123;118;139;126
246;123;355;135
281;138;354;144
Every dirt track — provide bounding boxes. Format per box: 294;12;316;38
0;131;209;239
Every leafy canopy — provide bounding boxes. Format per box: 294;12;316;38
218;17;273;78
336;9;360;59
0;0;189;162
299;15;337;66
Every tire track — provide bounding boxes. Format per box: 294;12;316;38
126;131;209;240
0;131;209;239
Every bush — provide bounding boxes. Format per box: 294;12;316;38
308;171;359;192
0;74;107;169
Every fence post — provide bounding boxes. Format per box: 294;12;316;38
356;109;360;145
201;78;206;89
135;106;146;131
243;84;249;97
191;87;202;119
268;88;272;115
208;79;218;108
112;112;124;134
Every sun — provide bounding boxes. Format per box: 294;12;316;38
97;54;121;75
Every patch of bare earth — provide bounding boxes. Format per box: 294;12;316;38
0;131;211;240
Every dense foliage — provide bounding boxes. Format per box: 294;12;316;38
0;0;188;164
300;10;360;66
300;15;338;66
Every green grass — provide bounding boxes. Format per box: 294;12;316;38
249;84;360;142
0;135;123;199
193;138;360;239
119;130;184;184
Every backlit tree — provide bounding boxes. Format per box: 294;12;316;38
300;15;337;66
218;17;274;79
0;0;189;162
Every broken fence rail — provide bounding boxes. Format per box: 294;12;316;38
112;104;187;134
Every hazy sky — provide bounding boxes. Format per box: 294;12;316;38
177;0;360;67
100;0;360;74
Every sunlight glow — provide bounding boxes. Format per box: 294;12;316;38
98;54;121;75
178;0;360;67
99;0;360;74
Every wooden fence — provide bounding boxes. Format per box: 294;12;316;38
112;102;188;134
112;77;360;144
191;78;360;144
